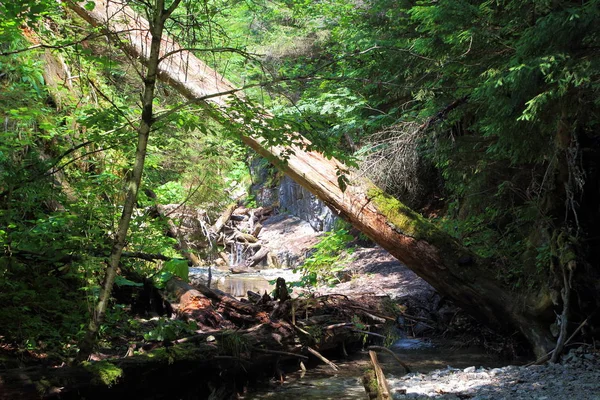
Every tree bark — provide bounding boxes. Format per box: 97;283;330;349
66;0;555;356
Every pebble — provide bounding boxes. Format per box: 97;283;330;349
389;349;600;400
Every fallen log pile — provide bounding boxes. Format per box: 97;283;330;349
0;277;399;400
156;203;279;271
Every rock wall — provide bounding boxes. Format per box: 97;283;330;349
278;175;336;232
251;160;335;232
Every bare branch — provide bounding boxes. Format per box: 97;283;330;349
158;46;261;63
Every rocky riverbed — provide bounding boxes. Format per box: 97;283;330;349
387;346;600;400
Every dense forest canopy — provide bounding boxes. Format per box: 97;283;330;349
1;0;599;373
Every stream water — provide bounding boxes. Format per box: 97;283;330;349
189;266;300;297
243;338;510;399
190;268;513;399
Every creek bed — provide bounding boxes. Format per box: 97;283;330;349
189;268;516;400
244;338;513;399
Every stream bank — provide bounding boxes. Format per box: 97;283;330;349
241;342;600;400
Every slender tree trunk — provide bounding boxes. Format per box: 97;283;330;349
76;0;181;362
67;0;556;357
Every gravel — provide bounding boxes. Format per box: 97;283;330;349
387;347;600;400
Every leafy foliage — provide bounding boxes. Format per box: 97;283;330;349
1;0;599;363
143;319;198;342
260;0;600;288
294;226;355;287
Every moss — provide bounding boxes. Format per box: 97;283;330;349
306;325;323;344
148;343;209;362
35;379;53;395
219;333;249;357
368;187;433;240
553;230;577;265
362;369;379;399
368;187;486;279
83;361;123;387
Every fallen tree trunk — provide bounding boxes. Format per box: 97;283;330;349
246;246;269;268
166;277;233;330
212;203;237;233
66;0;555;356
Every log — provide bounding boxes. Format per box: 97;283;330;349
0;344;224;400
218;251;230;266
245;246;269;268
307;346;339;372
267;251;280;268
235;231;259;243
230;266;252;274
251;222;263;237
369;350;391;400
212;203;237;233
66;0;556;356
368;346;411;373
166;278;232;330
169;278;271;325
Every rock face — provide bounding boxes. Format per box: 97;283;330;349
247;166;337;268
257;214;321;268
251;161;336;232
278;175;336;232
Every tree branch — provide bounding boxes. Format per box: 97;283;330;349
158;46;261;63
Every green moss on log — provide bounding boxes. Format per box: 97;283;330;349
362;369;379;399
368;188;434;240
148;343;212;362
368;187;483;276
83;361;123;387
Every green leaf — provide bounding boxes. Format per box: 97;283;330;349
163;259;189;282
84;1;96;11
155;271;174;289
114;276;143;287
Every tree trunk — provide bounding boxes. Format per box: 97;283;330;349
75;0;182;362
66;0;555;356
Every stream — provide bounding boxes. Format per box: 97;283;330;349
189;268;515;399
243;339;510;399
189;266;300;297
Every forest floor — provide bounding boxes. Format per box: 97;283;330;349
315;245;436;300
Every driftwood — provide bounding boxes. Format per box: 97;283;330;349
167;278;270;325
368;346;411;373
212;203;237;233
369;350;392;400
245;246;269;268
234;231;259;243
307;346;339;371
230;266;252;274
251;222;263;238
166;277;232;330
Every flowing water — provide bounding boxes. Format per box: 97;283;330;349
189;266;301;297
244;338;510;399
